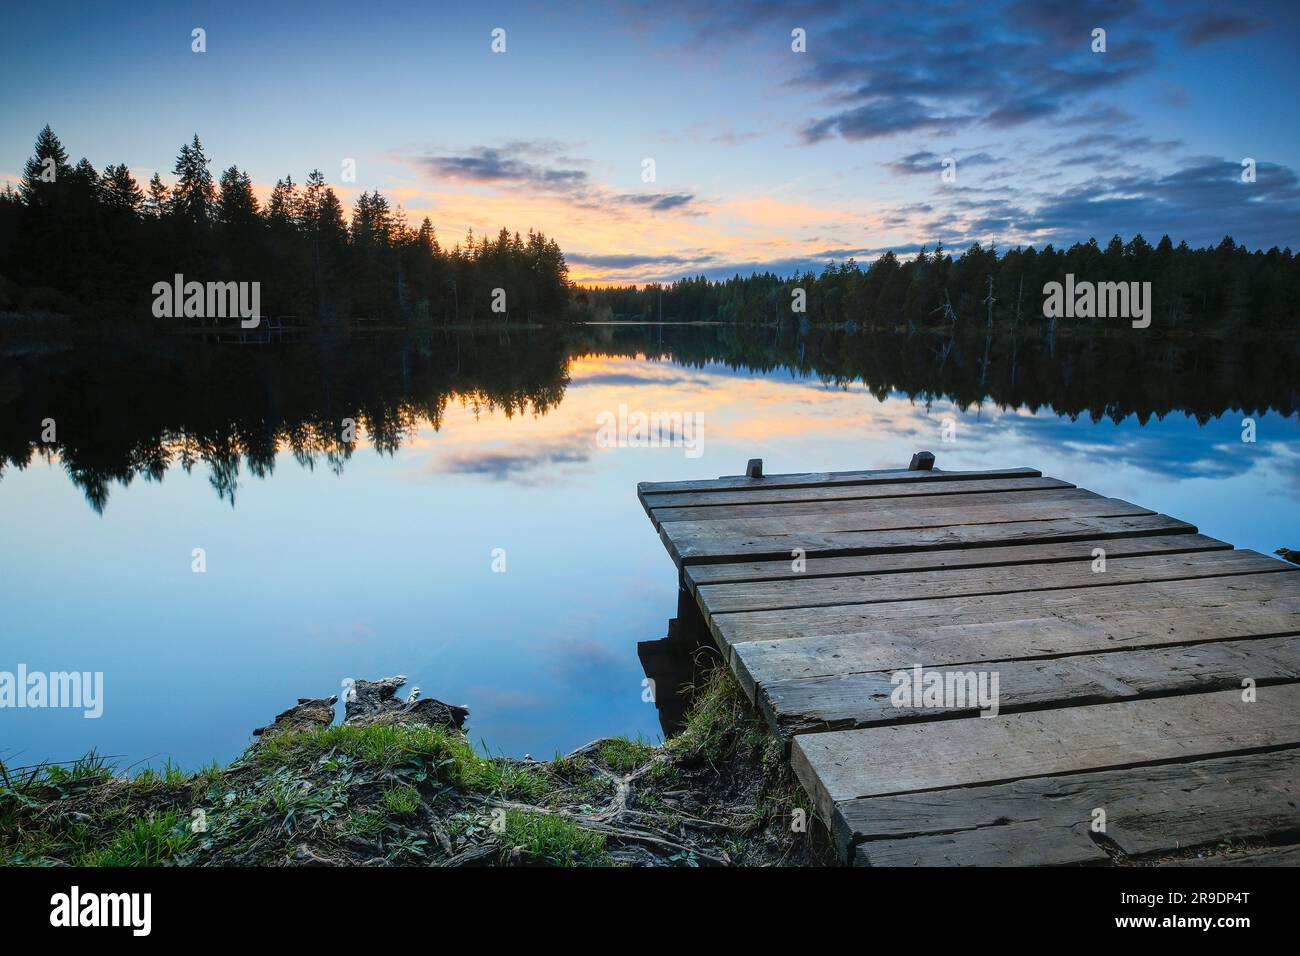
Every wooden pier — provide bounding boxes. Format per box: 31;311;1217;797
637;457;1300;865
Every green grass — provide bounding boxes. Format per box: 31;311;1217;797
131;758;193;788
548;752;589;777
253;723;548;798
2;751;116;789
658;664;823;848
500;810;606;866
252;722;457;771
347;811;388;837
665;666;766;765
457;753;549;799
50;752;116;784
596;736;656;772
83;812;195;866
382;784;420;816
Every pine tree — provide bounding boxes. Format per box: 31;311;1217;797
101;164;143;213
144;174;169;218
19;125;70;206
268;176;300;228
169;134;216;226
216;166;259;226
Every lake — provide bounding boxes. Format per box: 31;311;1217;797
1;321;1297;770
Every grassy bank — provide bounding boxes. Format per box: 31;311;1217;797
0;667;833;867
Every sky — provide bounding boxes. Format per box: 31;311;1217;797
1;0;1297;284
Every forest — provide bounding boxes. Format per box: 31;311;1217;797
582;236;1300;333
4;125;1298;334
0;126;571;323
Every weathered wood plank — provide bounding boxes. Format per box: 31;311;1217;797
665;496;1154;564
713;570;1300;649
637;466;1040;497
687;533;1228;587
756;635;1300;737
697;550;1290;615
650;476;1074;516
1159;844;1300;866
669;513;1195;564
854;822;1110;866
654;483;1083;524
791;685;1300;827
839;749;1300;866
730;594;1300;698
660;490;1146;540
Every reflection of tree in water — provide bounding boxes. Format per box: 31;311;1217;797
0;328;572;511
577;322;1299;426
1;322;1295;511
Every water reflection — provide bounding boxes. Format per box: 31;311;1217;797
1;322;1296;767
5;323;1294;515
0;328;571;511
2;323;1295;512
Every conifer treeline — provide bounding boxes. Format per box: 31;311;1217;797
585;236;1300;332
0;126;571;322
5;126;1296;331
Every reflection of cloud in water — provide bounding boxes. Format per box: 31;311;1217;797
303;620;377;647
432;438;593;483
460;685;548;714
540;637;629;693
569;372;701;388
413;345;1297;492
993;410;1281;482
1257;443;1300;503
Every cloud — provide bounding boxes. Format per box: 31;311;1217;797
657;123;765;147
613;192;698;212
566;252;702;268
787;0;1160;144
1019;158;1300;246
387;3;1296;285
406;142;705;217
1055;131;1183;156
416;148;589;190
886;150;1002;176
1002;0;1142;46
1178;14;1264;47
575;242;967;284
596;151;1300;284
986;97;1061;128
801;99;972;143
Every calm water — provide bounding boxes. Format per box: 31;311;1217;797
2;322;1298;769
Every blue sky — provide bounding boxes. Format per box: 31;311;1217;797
2;0;1297;283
